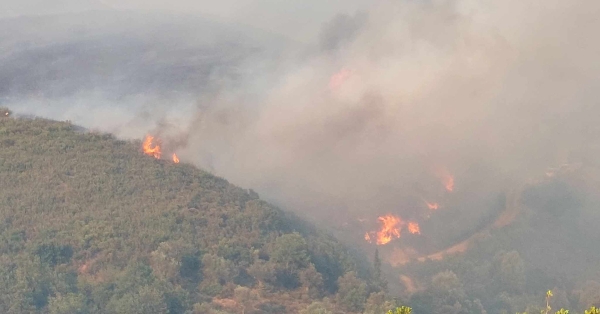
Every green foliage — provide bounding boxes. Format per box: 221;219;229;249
372;249;387;292
0;116;368;313
271;232;310;269
48;293;89;314
363;291;394;314
493;251;525;293
35;243;73;266
386;306;413;314
299;301;332;314
585;307;600;314
107;285;168;314
336;271;368;312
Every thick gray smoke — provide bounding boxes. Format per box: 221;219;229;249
4;0;600;240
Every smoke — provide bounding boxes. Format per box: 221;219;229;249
5;0;600;239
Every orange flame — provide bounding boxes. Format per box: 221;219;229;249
426;201;439;210
408;222;421;234
365;214;423;245
172;153;180;164
143;135;161;159
376;215;403;245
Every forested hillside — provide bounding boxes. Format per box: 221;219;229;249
0;112;394;313
388;165;600;314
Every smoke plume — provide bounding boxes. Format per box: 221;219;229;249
4;0;600;240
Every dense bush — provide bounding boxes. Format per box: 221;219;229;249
0;115;378;313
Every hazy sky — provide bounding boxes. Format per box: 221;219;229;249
0;0;371;42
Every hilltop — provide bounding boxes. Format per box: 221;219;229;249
0;113;393;314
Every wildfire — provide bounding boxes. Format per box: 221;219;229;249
426;201;439;210
376;215;402;245
408;222;421;235
143;135;161;159
364;214;423;245
142;135;179;164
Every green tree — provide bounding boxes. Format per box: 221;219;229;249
48;293;88;314
299;301;332;314
271;233;310;270
363;291;393;314
493;251;525;292
108;286;168;314
372;249;388;292
233;286;258;314
336;271;368;312
299;264;324;299
201;253;237;285
579;281;600;309
248;259;277;288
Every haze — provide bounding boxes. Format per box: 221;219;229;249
3;0;600;240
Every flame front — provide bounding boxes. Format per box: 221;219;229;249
365;214;423;245
376;215;403;245
426;201;439;210
172;153;180;164
408;222;421;234
143;135;161;159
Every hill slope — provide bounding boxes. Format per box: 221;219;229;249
0;115;379;314
391;166;600;314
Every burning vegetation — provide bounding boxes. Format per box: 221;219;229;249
143;135;161;159
142;135;180;163
365;214;421;245
363;168;455;246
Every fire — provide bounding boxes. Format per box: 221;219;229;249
142;135;179;164
365;214;423;245
408;222;421;235
143;135;161;159
375;215;403;245
426;201;439;210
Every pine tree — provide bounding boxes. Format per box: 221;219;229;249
373;249;388;292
